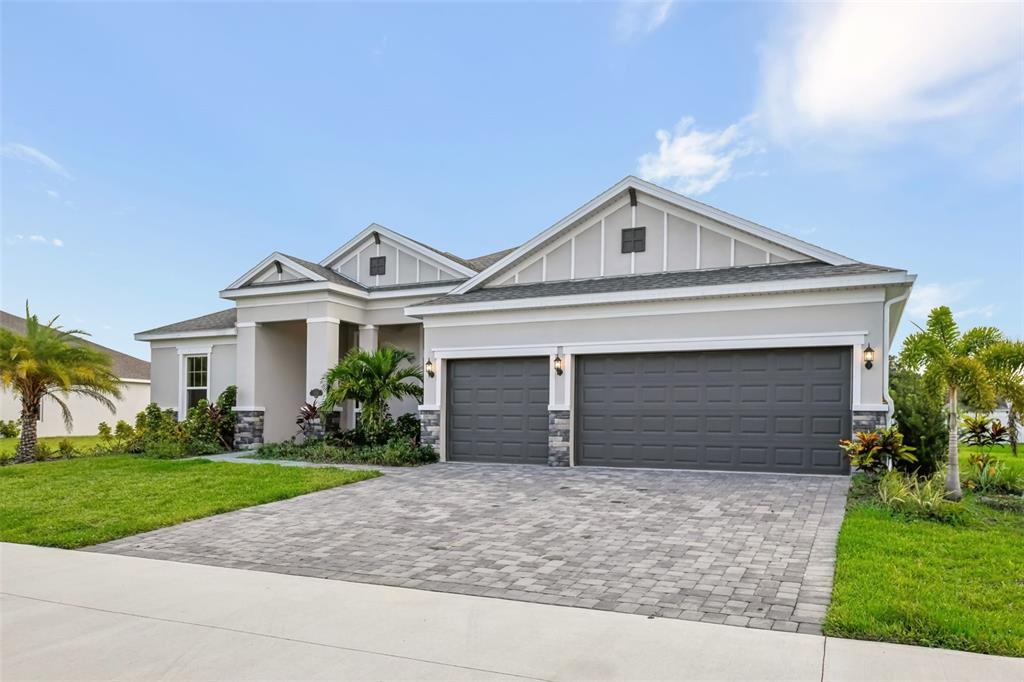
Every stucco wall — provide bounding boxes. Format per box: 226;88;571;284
254;320;306;443
150;347;179;409
1;381;151;437
148;335;238;413
379;323;423;417
421;290;887;411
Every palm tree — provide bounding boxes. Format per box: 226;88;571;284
321;346;423;442
900;306;1024;499
0;304;123;463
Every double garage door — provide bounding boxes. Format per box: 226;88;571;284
447;347;851;474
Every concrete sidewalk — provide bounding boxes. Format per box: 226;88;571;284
2;544;1020;681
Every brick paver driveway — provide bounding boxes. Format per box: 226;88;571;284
88;464;849;633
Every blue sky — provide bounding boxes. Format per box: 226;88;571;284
3;1;1022;359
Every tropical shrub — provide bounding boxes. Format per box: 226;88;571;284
321;346;423;445
255;434;437;467
56;438;77;459
889;358;947;476
94;388;236;458
963;451;1024;495
960;414;1009;451
0;420;20;439
875;469;965;523
394;413;422;445
838;426;916;475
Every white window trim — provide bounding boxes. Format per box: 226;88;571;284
178;351;211;419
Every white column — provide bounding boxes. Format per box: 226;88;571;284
306;317;340;400
235;322;259;409
358;324;379;351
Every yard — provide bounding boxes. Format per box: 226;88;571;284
0;434;106;457
0;455;378;548
824;444;1024;657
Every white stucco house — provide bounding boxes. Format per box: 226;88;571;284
1;310;151;437
137;177;914;474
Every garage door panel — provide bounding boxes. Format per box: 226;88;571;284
577;348;851;474
447;357;549;464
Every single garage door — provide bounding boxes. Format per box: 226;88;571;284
447;357;549;464
576;347;851;474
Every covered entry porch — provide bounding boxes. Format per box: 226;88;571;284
233;318;422;446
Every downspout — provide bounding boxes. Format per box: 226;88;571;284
882;290;911;425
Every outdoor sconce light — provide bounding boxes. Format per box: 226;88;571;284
553;355;564;376
863;344;875;370
424;359;435;378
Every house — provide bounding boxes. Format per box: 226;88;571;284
1;310;151;437
137;177;915;474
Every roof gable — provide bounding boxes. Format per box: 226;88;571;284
449;176;856;295
319;224;476;288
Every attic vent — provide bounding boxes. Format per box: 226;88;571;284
369;256;386;276
621;227;646;253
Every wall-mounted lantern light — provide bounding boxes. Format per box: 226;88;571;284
863;344;875;370
424;359;435;378
552;350;569;376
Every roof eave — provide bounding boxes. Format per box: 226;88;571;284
406;271;914;317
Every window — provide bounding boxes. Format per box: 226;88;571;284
185;355;208;410
369;256;386;276
621;227;646;253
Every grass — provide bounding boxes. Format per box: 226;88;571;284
958;443;1024;478
824;454;1024;657
0;434;106;456
0;455;379;548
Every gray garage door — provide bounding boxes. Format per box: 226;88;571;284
447;357;550;464
576;347;851;474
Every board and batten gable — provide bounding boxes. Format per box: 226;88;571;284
326;232;464;287
489;192;807;287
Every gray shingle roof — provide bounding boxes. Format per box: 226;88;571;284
2;310;151;380
285;255;368;289
421;261;902;306
466;247;518;272
138;308;237;336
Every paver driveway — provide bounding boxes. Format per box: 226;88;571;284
88;463;849;633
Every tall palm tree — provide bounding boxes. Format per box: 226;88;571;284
0;305;123;463
321;346;423;442
900;306;1024;499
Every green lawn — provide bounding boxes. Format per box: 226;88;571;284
0;456;379;548
825;464;1024;657
959;443;1024;477
0;434;106;456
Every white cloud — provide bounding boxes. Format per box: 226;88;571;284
757;2;1022;141
46;189;59;199
636;116;760;195
1;143;73;179
614;0;675;41
7;233;63;247
906;281;997;322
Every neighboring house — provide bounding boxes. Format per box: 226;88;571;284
1;310;151;437
137;176;915;474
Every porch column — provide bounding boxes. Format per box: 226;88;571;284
306;317;341;435
349;325;379;430
233;322;265;449
358;324;378;351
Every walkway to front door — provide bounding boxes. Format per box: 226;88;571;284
88;463;849;633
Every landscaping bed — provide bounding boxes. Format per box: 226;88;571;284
824;446;1024;657
251;437;437;467
0;456;378;548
